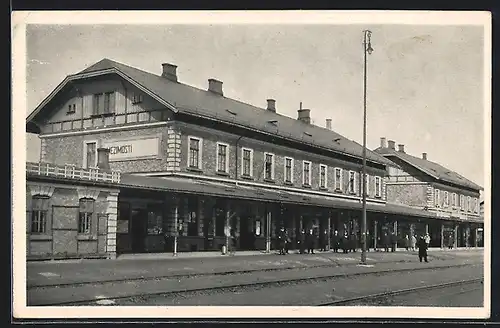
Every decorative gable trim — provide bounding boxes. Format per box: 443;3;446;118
77;188;101;200
26;68;177;126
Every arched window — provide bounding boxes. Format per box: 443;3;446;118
31;195;50;233
79;198;95;234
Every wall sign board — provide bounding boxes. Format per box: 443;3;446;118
103;137;160;161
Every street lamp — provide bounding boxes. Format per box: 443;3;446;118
361;30;373;265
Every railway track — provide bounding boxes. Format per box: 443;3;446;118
32;262;479;306
316;277;484;306
28;253;481;290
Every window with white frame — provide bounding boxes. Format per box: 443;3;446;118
188;137;202;169
434;189;440;207
264;153;275;180
444;191;449;207
78;198;94;234
375;176;382;198
334;168;343;191
348;171;356;194
216;142;229;173
452;193;457;207
460;195;464;210
241;148;253;177
302;161;312;186
363;174;370;196
467;196;472;212
83;141;98;169
319;164;327;189
31;196;49;233
284;157;294;183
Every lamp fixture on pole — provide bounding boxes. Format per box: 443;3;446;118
361;29;373;265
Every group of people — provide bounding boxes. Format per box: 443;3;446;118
277;227;432;263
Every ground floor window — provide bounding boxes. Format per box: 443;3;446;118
79;198;94;234
147;205;163;235
31;196;49;233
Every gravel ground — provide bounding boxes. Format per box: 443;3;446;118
112;263;483;306
364;281;484;307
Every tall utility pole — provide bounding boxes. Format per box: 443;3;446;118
361;30;373;264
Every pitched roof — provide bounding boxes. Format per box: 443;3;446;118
29;58;394;167
374;146;482;191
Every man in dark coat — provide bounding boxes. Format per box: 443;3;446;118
331;230;340;253
382;232;390;252
298;229;306;254
278;227;287;255
417;236;428;263
350;233;358;252
341;233;349;253
306;229;315;254
390;232;397;252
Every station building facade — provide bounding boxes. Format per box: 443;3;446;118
25;58;483;260
374;138;484;248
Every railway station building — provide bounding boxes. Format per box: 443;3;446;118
374;139;484;248
25;58;484;260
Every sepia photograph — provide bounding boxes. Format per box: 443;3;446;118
12;10;491;320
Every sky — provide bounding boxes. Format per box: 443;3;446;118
25;22;486;188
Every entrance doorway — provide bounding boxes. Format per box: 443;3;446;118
130;209;147;253
239;215;255;250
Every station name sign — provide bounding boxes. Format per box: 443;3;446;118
103;137;160;161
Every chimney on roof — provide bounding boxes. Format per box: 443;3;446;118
208;78;223;96
97;148;111;170
161;63;178;82
422;152;427;160
388;140;396;150
326;119;332;130
380;137;387;148
267;99;276;112
297;109;311;124
398;144;405;153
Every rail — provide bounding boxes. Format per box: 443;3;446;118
26;162;121;184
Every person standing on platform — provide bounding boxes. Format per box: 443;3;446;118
424;233;431;248
404;234;410;251
306;229;315;254
298;229;306;254
341;233;348;253
230;228;238;256
382;232;390;252
390;232;397;252
410;235;417;251
448;232;454;249
350;233;358;252
278;227;286;255
331;230;340;253
417;236;429;262
321;228;329;252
